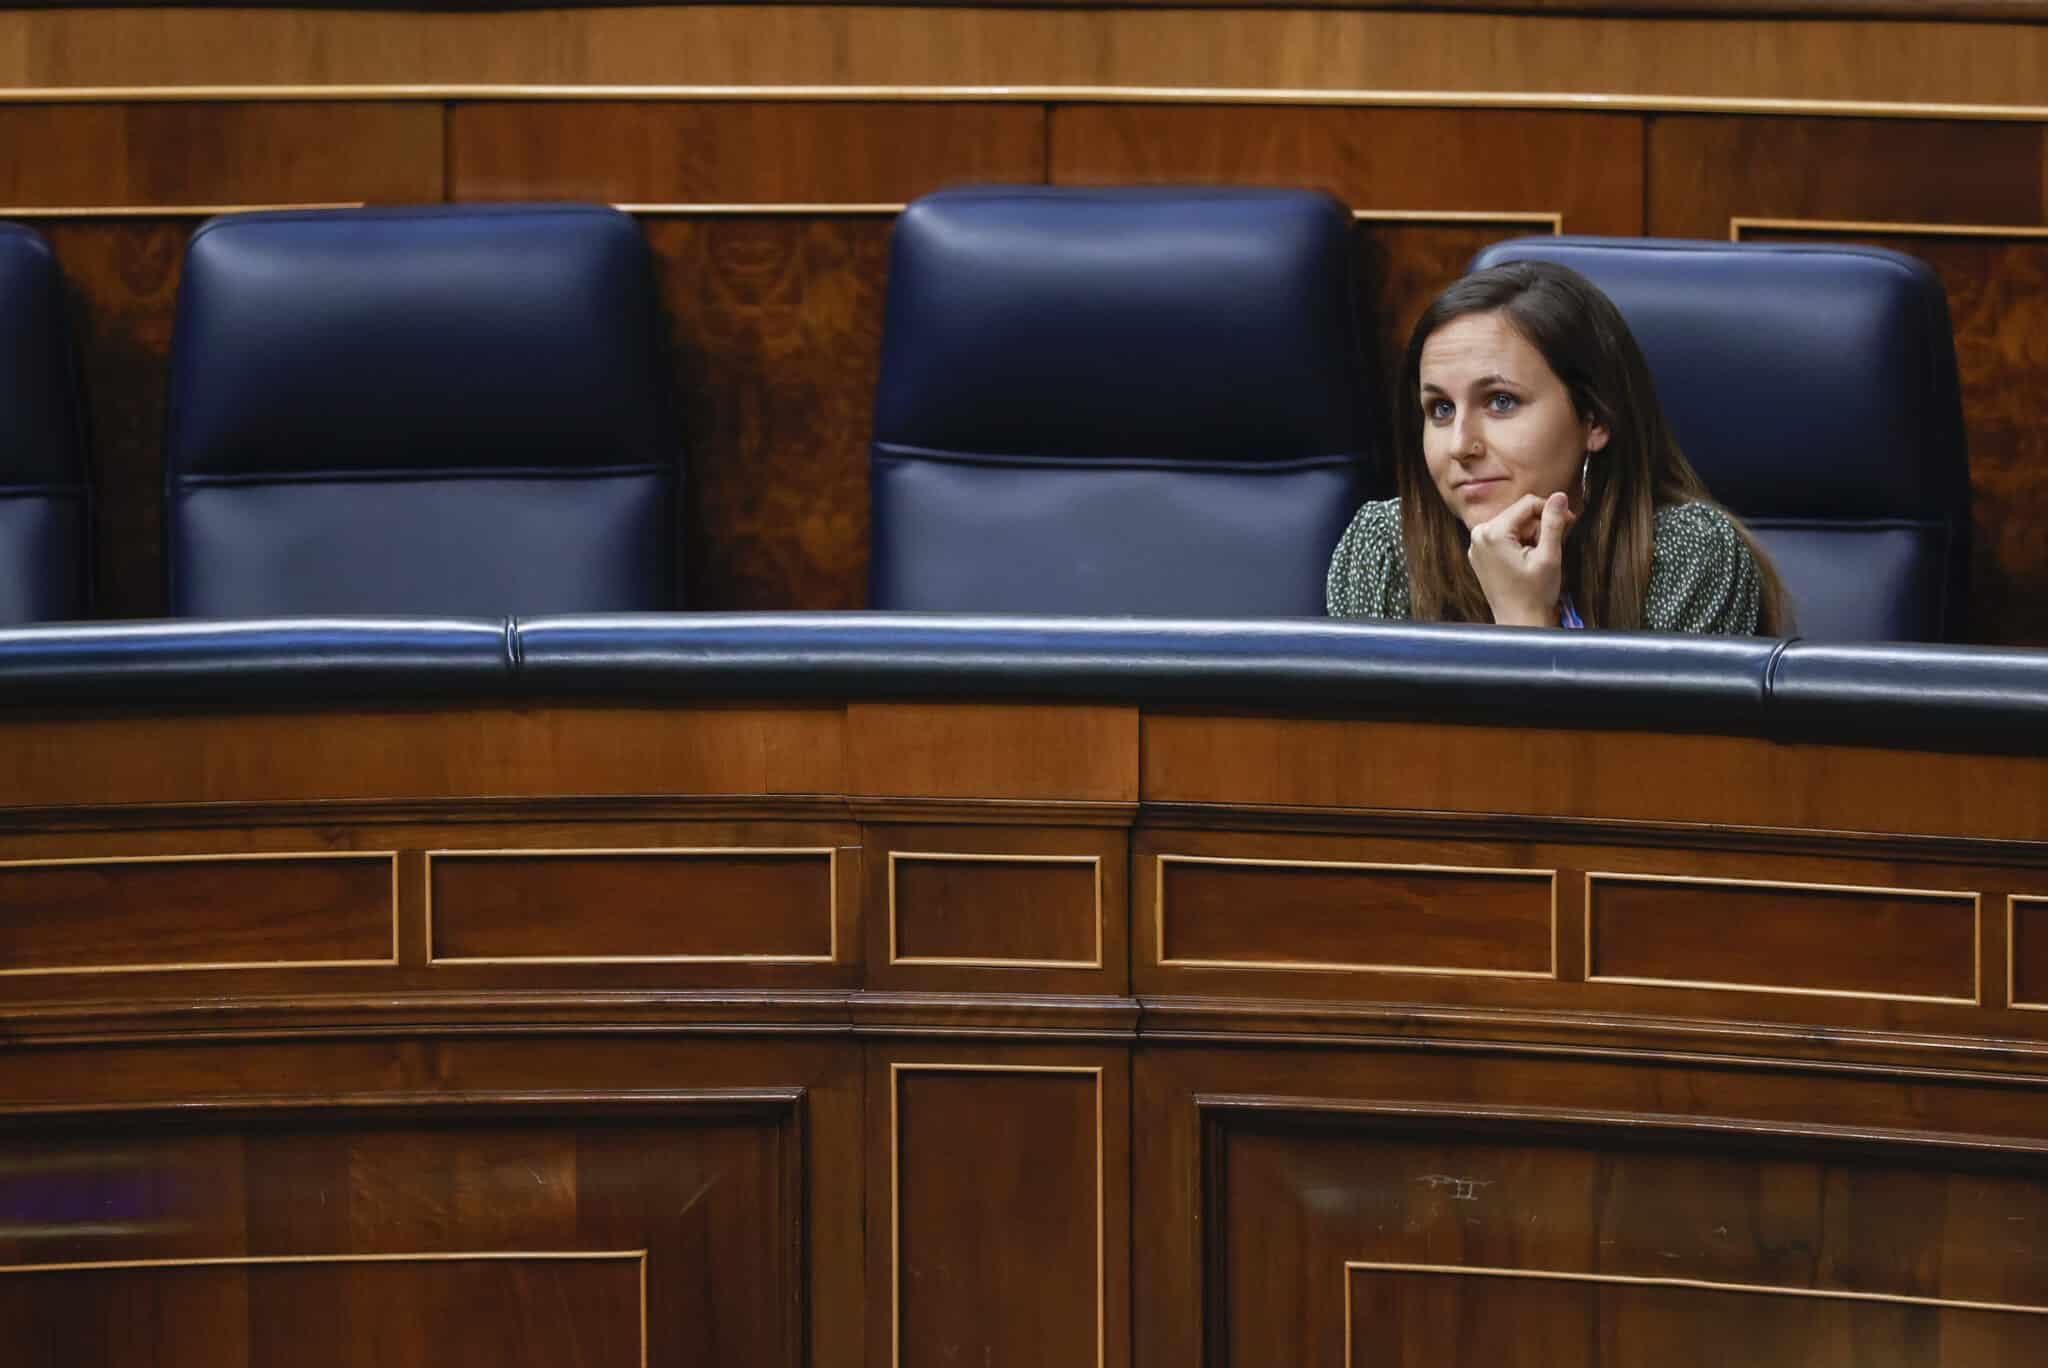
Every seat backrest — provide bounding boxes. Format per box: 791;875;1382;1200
1472;236;1969;642
870;186;1375;615
0;224;90;625
164;204;682;617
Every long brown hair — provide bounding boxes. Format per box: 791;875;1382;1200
1394;261;1789;633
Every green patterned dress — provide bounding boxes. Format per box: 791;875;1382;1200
1325;498;1764;635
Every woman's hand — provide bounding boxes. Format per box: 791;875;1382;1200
1468;491;1576;627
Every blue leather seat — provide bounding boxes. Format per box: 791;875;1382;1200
870;187;1375;615
0;224;90;624
164;204;682;617
1473;237;1969;641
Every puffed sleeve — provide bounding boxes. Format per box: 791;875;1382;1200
1643;503;1763;635
1325;498;1413;620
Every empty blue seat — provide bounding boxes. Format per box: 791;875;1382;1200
869;187;1375;615
1473;237;1969;641
164;204;683;617
0;224;90;625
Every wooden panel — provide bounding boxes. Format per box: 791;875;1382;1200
1140;712;2048;845
0;103;442;207
6;11;2048;108
1200;1098;2048;1368
0;1255;644;1368
644;215;886;610
1051;105;1643;237
428;847;837;964
890;852;1101;966
1734;222;2048;647
1648;118;2048;240
885;1062;1108;1368
449;101;1044;204
1156;855;1553;977
0;852;394;975
1344;1265;2044;1366
849;702;1139;803
0;704;845;807
1588;873;1979;1003
2013;896;2048;1010
0;1096;804;1368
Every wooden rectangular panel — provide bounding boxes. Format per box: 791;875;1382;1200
892;1064;1103;1368
890;852;1102;967
1345;1263;2046;1366
0;1254;644;1368
1648;117;2047;241
2012;895;2048;1011
449;101;1046;204
850;702;1139;803
1051;105;1644;236
1588;872;1978;1003
1157;855;1553;977
428;847;837;964
0;104;443;207
1205;1098;2048;1368
0;852;395;976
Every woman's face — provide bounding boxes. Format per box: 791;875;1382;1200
1417;310;1608;530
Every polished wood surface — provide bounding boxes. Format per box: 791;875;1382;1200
8;10;2048;108
427;848;839;964
6;695;2048;1363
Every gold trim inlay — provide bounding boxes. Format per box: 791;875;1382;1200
0;850;400;978
887;851;1104;969
1584;870;1982;1006
0;86;2046;124
889;1063;1105;1368
1343;1258;2048;1361
0;202;363;218
424;846;840;966
2009;894;2048;1013
1154;853;1559;979
1734;216;2048;242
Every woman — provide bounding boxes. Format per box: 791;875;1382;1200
1327;261;1788;634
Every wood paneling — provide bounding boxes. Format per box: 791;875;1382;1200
873;1052;1127;1368
449;101;1044;205
644;216;886;611
890;853;1100;965
0;853;394;975
0;704;845;807
0;1256;645;1368
1587;873;1979;1002
2013;896;2048;1009
1154;854;1554;977
1141;713;2048;845
849;702;1139;803
1345;1265;2045;1366
1052;106;1642;237
1648;118;2048;240
428;848;838;964
6;10;2048;108
0;103;441;208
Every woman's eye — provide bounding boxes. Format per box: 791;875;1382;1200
1425;399;1454;422
1487;392;1519;414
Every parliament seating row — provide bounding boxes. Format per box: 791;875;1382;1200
0;194;1972;640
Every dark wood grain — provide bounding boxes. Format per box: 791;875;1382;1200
1156;855;1554;976
448;101;1044;204
643;216;888;610
2012;897;2048;1009
1050;105;1644;236
0;853;392;974
1589;874;1979;1002
849;702;1140;803
428;849;838;963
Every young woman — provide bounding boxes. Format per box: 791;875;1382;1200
1327;261;1789;635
